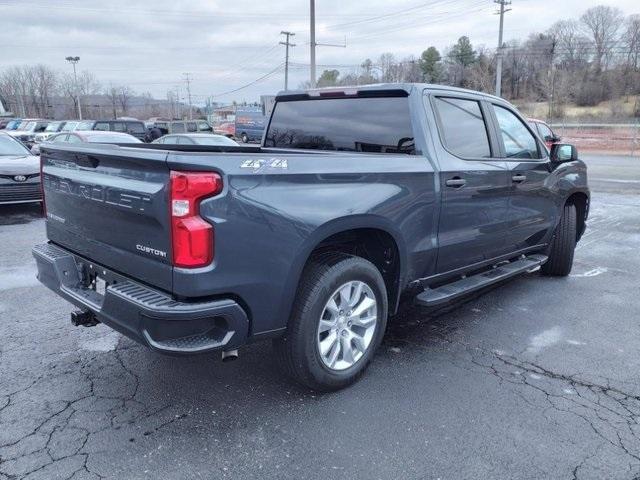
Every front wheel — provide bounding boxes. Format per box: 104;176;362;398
274;254;388;391
542;203;577;277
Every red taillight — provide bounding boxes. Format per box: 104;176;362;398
170;171;223;268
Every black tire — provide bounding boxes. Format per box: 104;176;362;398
241;133;249;143
274;253;388;391
542;203;577;277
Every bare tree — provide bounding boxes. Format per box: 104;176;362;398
580;6;624;72
117;86;134;115
106;84;119;118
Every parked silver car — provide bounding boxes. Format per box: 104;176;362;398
6;120;50;147
34;121;67;144
0;132;41;205
152;133;239;146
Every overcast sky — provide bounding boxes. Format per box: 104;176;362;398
1;0;638;105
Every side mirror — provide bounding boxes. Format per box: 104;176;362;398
550;143;578;163
30;144;41;155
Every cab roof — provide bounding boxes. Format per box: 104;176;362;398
276;83;505;103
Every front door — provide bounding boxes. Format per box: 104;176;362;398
490;104;557;251
430;95;512;273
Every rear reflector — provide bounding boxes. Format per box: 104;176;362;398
170;171;222;268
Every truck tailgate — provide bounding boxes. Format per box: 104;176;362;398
41;144;173;292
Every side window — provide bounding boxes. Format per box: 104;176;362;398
197;121;210;131
162;136;179;145
52;134;68;143
66;135;82;143
94;122;110;131
177;136;195;145
493;105;541;159
112;122;127;132
537;123;554;141
128;122;145;134
172;123;186;133
433;97;491;158
186;122;197;133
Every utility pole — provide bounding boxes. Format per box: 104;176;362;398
65;56;82;119
280;31;296;91
494;0;511;97
310;0;316;88
183;73;193;120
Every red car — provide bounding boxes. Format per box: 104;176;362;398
213;121;235;138
528;118;561;150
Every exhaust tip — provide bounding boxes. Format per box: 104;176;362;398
221;349;239;362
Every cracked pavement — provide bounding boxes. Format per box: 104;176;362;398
1;154;639;479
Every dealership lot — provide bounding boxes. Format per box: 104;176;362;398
0;154;639;480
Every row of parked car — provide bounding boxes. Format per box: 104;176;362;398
0;118;242;206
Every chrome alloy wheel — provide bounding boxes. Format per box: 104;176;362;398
316;280;378;371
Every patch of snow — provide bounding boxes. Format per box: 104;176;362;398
79;330;120;352
566;339;586;346
0;267;39;291
528;326;562;353
570;267;608;278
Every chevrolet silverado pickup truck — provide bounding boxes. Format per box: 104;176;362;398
33;84;589;391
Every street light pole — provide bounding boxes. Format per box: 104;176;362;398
310;0;316;88
65;56;82;120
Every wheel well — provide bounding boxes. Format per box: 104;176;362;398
308;228;402;313
566;192;588;241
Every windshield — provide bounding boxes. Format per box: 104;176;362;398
265;96;415;154
62;122;78;131
76;121;95;130
0;134;31;156
45;122;61;132
194;136;238;146
19;122;36;132
86;134;142;143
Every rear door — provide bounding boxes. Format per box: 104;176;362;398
489;103;557;251
42;144;173;291
430;94;511;273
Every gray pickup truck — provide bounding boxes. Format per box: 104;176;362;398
33;84;589;391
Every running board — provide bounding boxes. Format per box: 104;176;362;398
415;254;548;307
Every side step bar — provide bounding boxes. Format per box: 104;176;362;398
415;254;548;307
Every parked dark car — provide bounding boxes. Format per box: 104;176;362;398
152;133;239;146
0;132;41;205
0;118;17;130
74;120;148;142
33;83;589;391
528;118;562;149
163;120;212;134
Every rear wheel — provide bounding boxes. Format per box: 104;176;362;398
274;254;388;391
542;203;577;277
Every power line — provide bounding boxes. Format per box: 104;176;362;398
210;63;285;98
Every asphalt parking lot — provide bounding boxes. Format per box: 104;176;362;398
1;154;639;480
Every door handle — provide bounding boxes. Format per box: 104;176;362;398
512;174;527;183
445;177;466;188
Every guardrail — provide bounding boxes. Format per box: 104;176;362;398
549;122;640;157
